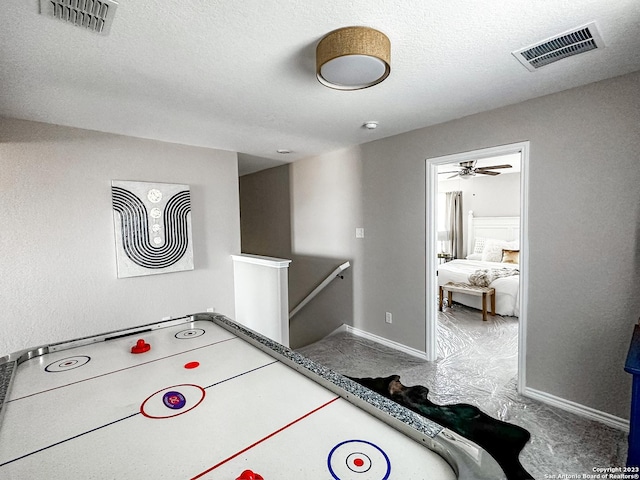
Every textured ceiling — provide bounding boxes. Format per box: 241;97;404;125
1;0;639;175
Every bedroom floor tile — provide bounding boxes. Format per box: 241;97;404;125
297;304;628;479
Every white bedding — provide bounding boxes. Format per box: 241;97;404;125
437;259;520;317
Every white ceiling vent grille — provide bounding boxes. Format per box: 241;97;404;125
39;0;118;35
512;22;604;72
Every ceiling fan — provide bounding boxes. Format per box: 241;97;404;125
439;160;512;179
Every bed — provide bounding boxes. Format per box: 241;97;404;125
437;211;520;317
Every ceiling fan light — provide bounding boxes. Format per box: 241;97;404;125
316;26;391;90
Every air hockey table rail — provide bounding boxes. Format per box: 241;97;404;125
0;312;507;479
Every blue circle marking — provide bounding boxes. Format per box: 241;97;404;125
327;439;391;479
162;391;186;410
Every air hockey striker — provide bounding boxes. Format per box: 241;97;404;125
0;313;507;479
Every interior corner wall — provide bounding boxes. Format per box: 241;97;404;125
354;71;640;419
238;148;363;347
0;117;241;356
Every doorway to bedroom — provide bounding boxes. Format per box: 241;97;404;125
425;142;529;395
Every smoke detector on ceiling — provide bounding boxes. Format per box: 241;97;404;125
512;22;604;72
39;0;118;35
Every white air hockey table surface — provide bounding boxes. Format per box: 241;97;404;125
0;313;506;479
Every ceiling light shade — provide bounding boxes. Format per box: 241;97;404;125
316;26;391;90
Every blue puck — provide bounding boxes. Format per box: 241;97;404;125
162;391;186;410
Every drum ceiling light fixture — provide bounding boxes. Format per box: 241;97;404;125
316;26;391;90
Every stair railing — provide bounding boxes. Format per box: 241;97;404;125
289;261;351;319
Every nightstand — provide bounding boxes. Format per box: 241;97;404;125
437;253;453;264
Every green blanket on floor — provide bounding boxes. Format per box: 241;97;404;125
349;374;533;480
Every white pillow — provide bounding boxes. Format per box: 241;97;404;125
481;239;518;262
473;237;486;254
466;253;483;260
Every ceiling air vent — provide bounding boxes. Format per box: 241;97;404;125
512;22;604;71
39;0;118;35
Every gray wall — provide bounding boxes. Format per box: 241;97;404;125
0;118;241;355
239;165;291;258
241;71;640;419
360;71;640;419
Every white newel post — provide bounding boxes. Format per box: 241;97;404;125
231;254;292;347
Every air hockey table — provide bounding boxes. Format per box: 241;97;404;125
0;312;507;479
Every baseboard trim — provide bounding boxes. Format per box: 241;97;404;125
330;326;627;431
334;324;429;360
524;387;630;432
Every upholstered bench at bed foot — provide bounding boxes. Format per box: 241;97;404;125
439;282;496;321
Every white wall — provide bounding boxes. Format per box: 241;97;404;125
232;255;290;346
0;118;241;355
438;172;520;217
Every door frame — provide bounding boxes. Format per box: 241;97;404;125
425;141;529;393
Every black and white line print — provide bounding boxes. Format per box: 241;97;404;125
112;186;191;270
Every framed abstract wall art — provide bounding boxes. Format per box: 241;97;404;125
111;180;194;278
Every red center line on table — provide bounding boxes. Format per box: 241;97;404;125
0;361;279;468
191;396;341;480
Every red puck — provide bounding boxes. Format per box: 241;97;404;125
236;470;263;480
184;361;200;369
131;339;151;354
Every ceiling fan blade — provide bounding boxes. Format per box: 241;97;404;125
459;160;476;168
476;170;500;176
438;170;459;174
477;164;512;170
447;173;460;179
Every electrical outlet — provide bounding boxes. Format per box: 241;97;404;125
385;312;392;324
355;228;365;238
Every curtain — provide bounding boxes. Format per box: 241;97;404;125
445;191;463;259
